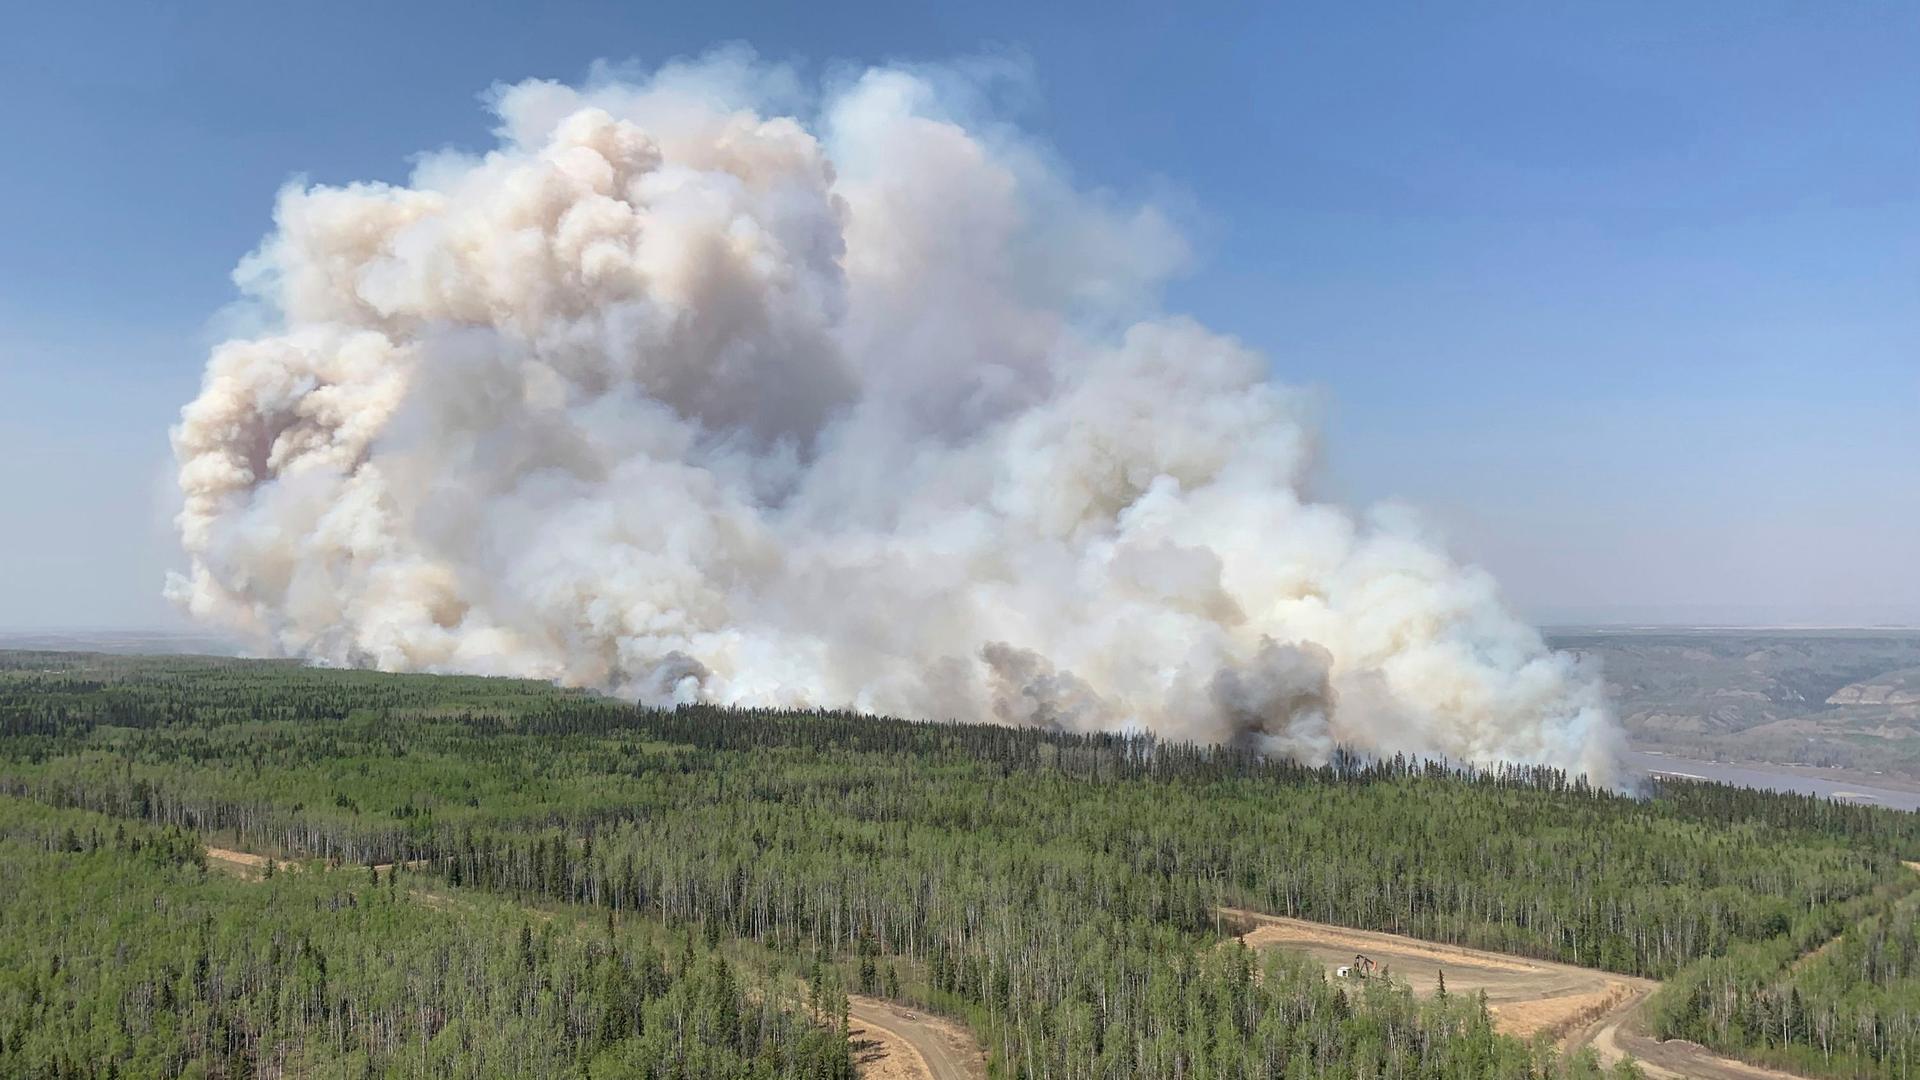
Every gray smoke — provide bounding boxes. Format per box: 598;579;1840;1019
982;642;1111;731
167;50;1621;781
1211;640;1338;761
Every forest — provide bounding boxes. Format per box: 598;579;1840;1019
1644;873;1920;1077
3;651;1919;1078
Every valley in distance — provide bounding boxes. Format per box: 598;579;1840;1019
1550;627;1920;810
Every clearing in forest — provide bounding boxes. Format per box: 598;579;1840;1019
848;996;988;1080
1222;908;1649;1040
1226;908;1808;1080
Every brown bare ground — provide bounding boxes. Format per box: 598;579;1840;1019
1227;910;1541;974
1567;986;1807;1080
1228;907;1813;1079
1496;981;1635;1042
205;847;298;877
847;995;986;1080
846;1012;925;1080
1223;907;1651;1042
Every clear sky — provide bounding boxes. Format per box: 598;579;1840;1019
1;1;1914;630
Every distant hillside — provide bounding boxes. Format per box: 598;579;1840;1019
1548;628;1920;777
0;629;240;656
1828;665;1920;706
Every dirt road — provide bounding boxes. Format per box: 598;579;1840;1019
1224;908;1650;1040
1565;861;1920;1079
1226;908;1807;1078
848;995;988;1080
1564;988;1803;1080
206;842;983;1080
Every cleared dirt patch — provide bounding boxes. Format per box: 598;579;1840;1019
1569;991;1805;1080
1227;908;1810;1078
1223;907;1651;1041
848;995;987;1080
847;1010;927;1080
205;846;271;870
205;846;299;878
1499;981;1636;1042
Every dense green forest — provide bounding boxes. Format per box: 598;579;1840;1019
0;796;853;1079
3;652;1919;1078
1645;874;1920;1078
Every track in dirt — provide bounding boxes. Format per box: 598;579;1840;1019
1223;908;1651;1041
207;845;984;1080
1566;989;1802;1080
207;846;1805;1079
1226;908;1809;1079
848;996;988;1080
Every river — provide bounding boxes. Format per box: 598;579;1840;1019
1624;750;1920;812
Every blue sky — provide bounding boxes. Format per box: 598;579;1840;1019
1;1;1914;629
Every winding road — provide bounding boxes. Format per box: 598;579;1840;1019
847;995;988;1080
1228;907;1809;1079
205;846;1879;1079
1567;988;1801;1080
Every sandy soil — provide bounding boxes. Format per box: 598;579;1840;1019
1228;908;1811;1077
205;846;269;869
1567;988;1805;1080
1224;908;1652;1040
847;1009;927;1080
205;846;295;876
848;995;987;1080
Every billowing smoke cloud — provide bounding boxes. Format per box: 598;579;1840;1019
168;49;1620;781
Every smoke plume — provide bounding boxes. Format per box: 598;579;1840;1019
168;50;1620;781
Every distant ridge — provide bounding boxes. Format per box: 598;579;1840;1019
0;629;241;655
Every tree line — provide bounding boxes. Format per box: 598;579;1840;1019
6;650;1920;1077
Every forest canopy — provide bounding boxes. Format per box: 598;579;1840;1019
3;651;1916;1079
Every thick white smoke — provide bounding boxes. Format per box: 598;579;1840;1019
168;51;1620;781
